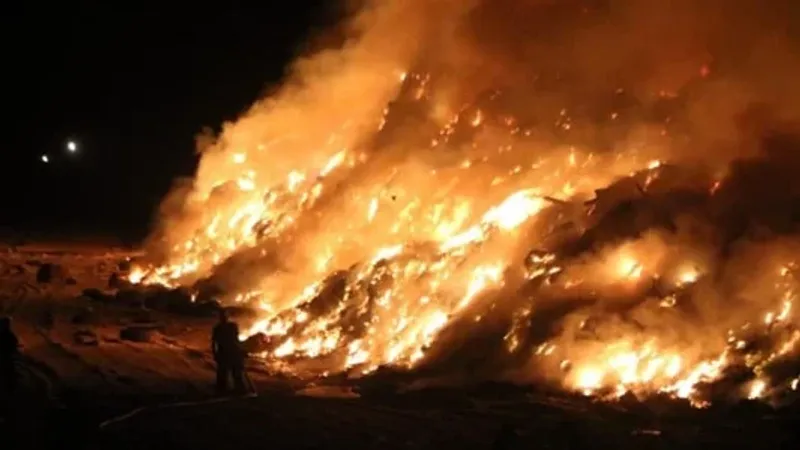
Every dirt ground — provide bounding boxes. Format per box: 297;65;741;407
0;244;797;449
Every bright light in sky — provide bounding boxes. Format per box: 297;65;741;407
41;154;50;163
67;140;78;153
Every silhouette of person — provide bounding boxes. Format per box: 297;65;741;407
211;308;246;394
0;316;20;395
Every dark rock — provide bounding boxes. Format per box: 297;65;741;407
36;263;70;284
116;289;146;308
71;307;95;324
74;330;99;346
119;325;159;343
65;277;77;285
82;288;112;303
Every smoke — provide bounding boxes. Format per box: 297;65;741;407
152;0;800;242
136;0;800;402
149;0;441;247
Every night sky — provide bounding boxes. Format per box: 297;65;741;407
2;3;333;242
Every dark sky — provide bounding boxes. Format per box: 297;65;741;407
2;3;332;241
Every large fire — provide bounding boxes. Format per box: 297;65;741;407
129;0;800;408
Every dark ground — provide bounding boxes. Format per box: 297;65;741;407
3;383;799;450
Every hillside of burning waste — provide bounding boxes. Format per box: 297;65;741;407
126;0;800;408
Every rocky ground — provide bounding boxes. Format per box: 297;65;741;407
0;243;797;449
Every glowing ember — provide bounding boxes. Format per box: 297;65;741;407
615;255;643;280
676;267;699;286
748;379;767;400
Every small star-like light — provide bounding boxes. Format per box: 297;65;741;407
41;154;50;163
67;140;78;153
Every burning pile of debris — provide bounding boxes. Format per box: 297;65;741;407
125;0;800;409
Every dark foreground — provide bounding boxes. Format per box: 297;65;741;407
2;384;799;450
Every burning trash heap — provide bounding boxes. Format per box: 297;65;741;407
128;0;800;408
